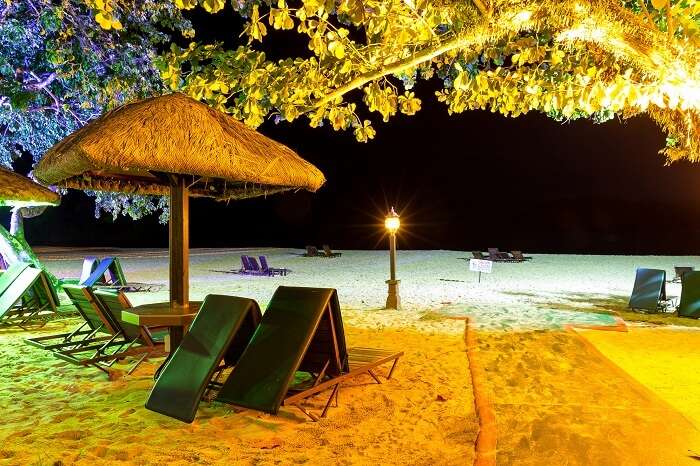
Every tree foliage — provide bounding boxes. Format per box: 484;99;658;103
0;0;191;221
154;0;700;162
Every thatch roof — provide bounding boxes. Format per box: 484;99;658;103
34;93;325;200
0;166;60;207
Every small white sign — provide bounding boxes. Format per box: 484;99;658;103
469;259;493;274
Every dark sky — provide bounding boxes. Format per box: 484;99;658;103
7;7;700;254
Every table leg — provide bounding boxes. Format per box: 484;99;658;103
154;326;185;380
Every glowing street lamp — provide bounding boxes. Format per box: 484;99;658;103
385;207;401;310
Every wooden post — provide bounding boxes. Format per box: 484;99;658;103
169;176;189;307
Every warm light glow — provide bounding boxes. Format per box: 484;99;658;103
385;208;400;234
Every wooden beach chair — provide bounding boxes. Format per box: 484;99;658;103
629;268;668;312
81;257;162;292
145;295;262;423
216;286;403;421
0;262;58;328
322;245;341;257
24;284;116;351
51;285;164;374
677;271;700;319
304;245;319;257
471;251;487;260
239;255;270;276
487;248;516;262
259;255;287;276
510;251;532;262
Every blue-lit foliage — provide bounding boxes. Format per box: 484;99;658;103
0;1;191;222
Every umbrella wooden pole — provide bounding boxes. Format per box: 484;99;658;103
169;176;189;306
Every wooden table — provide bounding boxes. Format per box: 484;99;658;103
121;301;201;351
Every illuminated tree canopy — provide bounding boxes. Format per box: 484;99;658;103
0;0;190;221
144;0;699;162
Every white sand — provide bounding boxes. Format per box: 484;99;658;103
38;248;693;329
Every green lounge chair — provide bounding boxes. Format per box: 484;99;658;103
145;295;262;423
216;286;403;421
24;284;115;351
629;268;667;312
51;285;164;374
677;271;700;318
0;262;58;327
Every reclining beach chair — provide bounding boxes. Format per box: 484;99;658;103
78;256;100;284
677;271;700;318
304;245;319;257
216;286;403;421
629;268;668;312
322;245;341;258
510;251;532;262
145;295;262;423
24;284;116;351
672;266;694;283
80;257;162;292
50;285;164;374
472;251;487;260
238;255;269;276
259;255;287;276
0;262;58;327
487;248;516;262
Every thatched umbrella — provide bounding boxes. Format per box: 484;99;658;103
35;92;325;306
0;166;59;207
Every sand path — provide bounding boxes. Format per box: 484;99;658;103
473;329;700;465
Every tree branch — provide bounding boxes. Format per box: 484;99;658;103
24;72;57;91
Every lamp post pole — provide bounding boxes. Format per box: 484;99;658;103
385;208;401;310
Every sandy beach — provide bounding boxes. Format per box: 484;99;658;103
1;248;700;465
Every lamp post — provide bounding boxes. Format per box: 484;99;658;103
385;207;401;310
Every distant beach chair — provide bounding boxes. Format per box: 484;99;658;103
145;295;262;423
629;268;668;312
322;245;341;258
216;286;403;421
239;255;269;276
487;248;516;262
78;256;100;284
80;257;162;292
677;271;700;318
510;251;532;262
672;266;694;283
304;245;319;257
472;251;487;260
49;285;164;374
0;253;7;271
259;255;288;276
0;262;59;328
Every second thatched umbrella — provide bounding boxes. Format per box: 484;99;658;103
34;92;325;306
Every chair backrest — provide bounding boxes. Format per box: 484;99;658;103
0;262;31;296
240;255;251;271
472;251;484;259
511;251;524;260
0;265;41;318
81;257;115;287
145;294;262;423
248;256;262;271
305;246;318;256
79;256;100;284
259;255;270;272
323;244;332;254
678;271;700;318
675;266;694;280
105;257;127;286
216;286;348;414
92;289;142;341
62;284;115;333
629;268;666;311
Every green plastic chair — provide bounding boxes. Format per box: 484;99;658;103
145;294;262;423
678;271;700;318
629;268;666;312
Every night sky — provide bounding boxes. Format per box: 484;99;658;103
7;8;700;254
